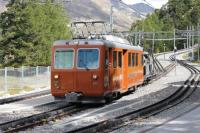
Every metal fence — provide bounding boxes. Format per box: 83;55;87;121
0;66;50;95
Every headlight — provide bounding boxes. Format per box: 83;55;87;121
54;75;59;89
54;75;59;79
93;74;98;80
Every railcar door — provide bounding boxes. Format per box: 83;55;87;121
112;50;124;92
122;49;128;91
52;47;75;94
118;51;123;90
104;48;110;89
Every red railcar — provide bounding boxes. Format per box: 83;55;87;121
51;35;144;103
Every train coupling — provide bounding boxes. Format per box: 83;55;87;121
65;92;82;102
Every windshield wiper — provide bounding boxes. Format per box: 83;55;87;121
83;64;89;70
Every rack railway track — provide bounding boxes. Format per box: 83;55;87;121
0;104;86;133
66;55;199;133
0;53;174;133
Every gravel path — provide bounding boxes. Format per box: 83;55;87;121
0;95;54;113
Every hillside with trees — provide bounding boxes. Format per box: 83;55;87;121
0;0;146;31
1;0;200;66
131;0;200;53
0;0;71;67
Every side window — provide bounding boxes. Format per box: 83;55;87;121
128;53;132;67
118;52;122;68
141;54;143;66
113;51;117;68
136;53;138;66
105;50;109;69
132;53;135;67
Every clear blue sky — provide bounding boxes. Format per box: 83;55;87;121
122;0;168;9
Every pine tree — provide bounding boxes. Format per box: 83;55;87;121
0;0;71;67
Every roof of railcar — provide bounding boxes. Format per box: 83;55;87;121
53;35;143;51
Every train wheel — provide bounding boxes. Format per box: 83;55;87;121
115;92;121;100
54;96;65;101
128;87;135;93
105;94;113;103
105;97;112;103
135;86;138;91
75;102;83;107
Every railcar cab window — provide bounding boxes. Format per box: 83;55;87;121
77;48;99;69
113;51;117;68
54;49;74;69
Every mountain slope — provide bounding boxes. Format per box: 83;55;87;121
0;0;6;13
64;0;141;31
0;0;153;31
130;3;154;15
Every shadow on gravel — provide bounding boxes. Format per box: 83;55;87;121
77;81;184;117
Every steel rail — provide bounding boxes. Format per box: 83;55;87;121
0;54;175;133
0;90;50;105
69;55;199;133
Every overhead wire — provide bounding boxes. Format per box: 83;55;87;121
142;0;155;9
117;0;146;17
